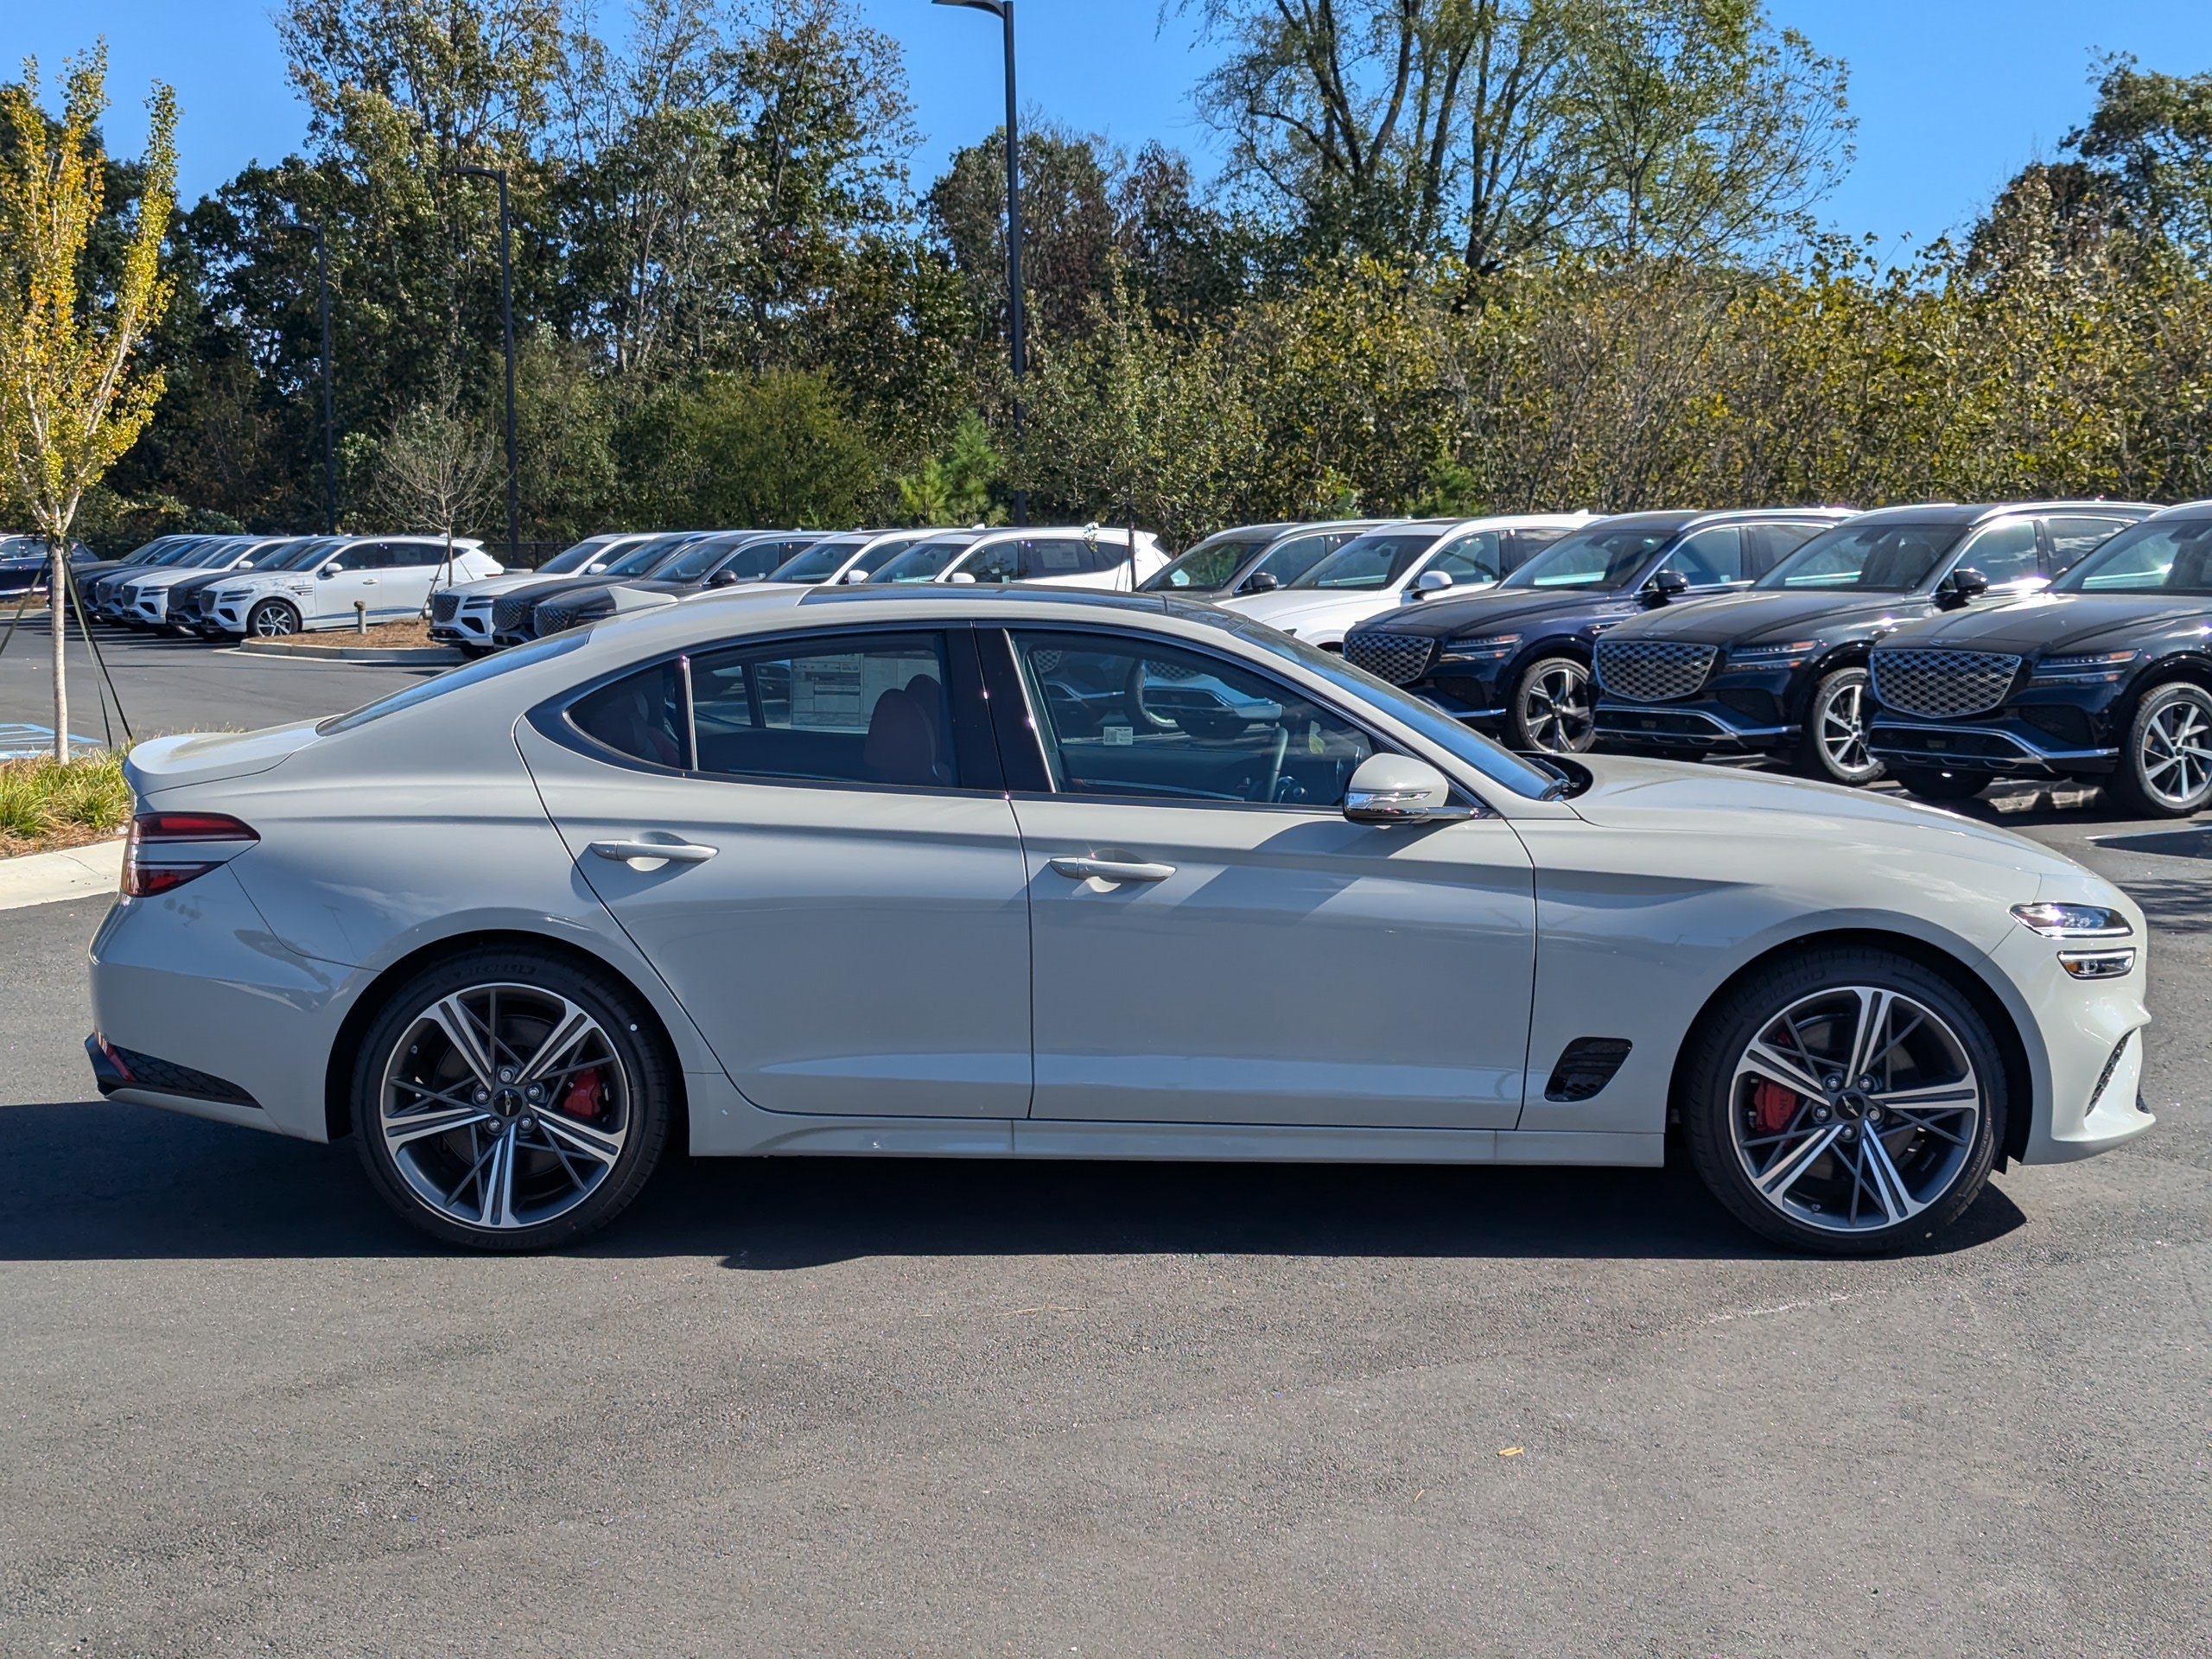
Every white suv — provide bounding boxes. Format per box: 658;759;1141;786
429;531;662;653
869;526;1167;589
1221;513;1594;648
207;537;503;637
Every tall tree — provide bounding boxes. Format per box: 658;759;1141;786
0;48;178;760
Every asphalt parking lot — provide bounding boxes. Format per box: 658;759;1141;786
1;620;2209;1654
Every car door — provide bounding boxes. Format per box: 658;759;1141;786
1953;518;2044;595
381;541;448;618
311;543;387;623
987;626;1537;1129
517;624;1034;1120
1656;524;1748;594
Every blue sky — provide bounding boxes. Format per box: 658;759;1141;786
9;1;2212;248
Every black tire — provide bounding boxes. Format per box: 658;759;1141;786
1891;765;1987;803
1681;947;2005;1255
1510;654;1597;753
1793;666;1885;785
2105;681;2212;818
351;946;675;1252
248;599;301;638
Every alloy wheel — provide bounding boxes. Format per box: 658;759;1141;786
2138;690;2212;810
1727;985;1981;1236
1517;658;1596;753
378;983;631;1232
250;601;299;637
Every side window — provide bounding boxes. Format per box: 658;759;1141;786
1026;537;1090;577
1427;530;1503;585
570;660;688;770
2044;516;2131;575
1661;526;1743;587
391;543;445;567
964;542;1022;584
1744;523;1822;577
689;632;957;787
1008;629;1376;807
1957;519;2040;586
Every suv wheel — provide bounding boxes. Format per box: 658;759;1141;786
248;599;302;638
1511;656;1596;753
351;947;675;1251
2107;682;2212;818
1681;947;2004;1254
1795;667;1884;785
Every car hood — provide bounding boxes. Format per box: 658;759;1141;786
460;569;599;599
122;565;226;589
1565;754;2085;881
1878;590;2212;655
1224;588;1404;630
125;721;326;797
1357;586;1653;640
1608;588;1928;645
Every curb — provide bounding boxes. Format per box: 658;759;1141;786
237;639;464;664
0;837;124;912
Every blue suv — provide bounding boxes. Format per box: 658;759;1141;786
1340;509;1847;753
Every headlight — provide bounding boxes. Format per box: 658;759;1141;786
1729;639;1823;666
2010;902;2132;938
1437;632;1521;664
2031;650;2136;681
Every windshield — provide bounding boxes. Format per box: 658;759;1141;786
1500;525;1675;589
151;540;209;566
1231;621;1561;799
319;632;591;734
264;537;340;572
713;538;799;582
872;538;972;582
1756;523;1965;592
659;535;752;582
2052;518;2212;594
179;542;240;568
1141;535;1274;592
602;533;696;576
231;538;303;570
1291;531;1442;590
538;536;630;575
768;539;866;582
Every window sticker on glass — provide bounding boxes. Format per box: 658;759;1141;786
1104;723;1134;746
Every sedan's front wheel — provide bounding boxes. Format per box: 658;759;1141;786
1681;948;2004;1254
352;948;674;1250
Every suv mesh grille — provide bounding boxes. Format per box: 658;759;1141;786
429;590;463;623
1343;632;1434;686
1595;639;1719;702
1870;649;2021;719
491;593;537;633
535;596;582;632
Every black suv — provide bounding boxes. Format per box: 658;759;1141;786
1866;501;2212;816
1140;521;1384;599
528;531;823;636
1341;509;1846;753
1591;501;2151;785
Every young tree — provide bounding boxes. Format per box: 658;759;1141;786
0;47;177;761
370;378;500;599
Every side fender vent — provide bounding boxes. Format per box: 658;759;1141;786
1544;1037;1634;1103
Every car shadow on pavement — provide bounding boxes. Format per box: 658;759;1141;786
0;1097;2029;1264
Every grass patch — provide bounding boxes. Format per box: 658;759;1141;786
0;751;132;857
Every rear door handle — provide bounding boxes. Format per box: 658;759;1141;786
588;839;719;867
1049;855;1175;883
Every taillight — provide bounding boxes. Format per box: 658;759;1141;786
122;810;259;898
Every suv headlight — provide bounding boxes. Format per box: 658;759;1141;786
2010;902;2132;938
1437;632;1521;664
2032;650;2136;682
1728;639;1823;667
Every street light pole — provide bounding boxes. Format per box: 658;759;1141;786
934;0;1026;526
447;164;520;565
314;224;335;535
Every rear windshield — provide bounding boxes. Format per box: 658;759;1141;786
2051;518;2212;595
1756;524;1965;592
318;632;591;734
1499;526;1675;589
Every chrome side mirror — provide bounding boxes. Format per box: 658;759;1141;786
946;570;978;585
841;567;871;583
1343;753;1473;825
1411;569;1453;598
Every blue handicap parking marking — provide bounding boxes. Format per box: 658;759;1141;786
0;722;103;760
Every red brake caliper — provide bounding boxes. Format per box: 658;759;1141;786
1751;1080;1800;1135
560;1068;606;1122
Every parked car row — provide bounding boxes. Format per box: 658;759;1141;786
431;523;1167;652
0;534;97;596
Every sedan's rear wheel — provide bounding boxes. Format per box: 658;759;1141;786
1681;948;2003;1253
1795;667;1884;785
1511;655;1596;754
352;948;673;1250
248;599;301;638
2107;682;2212;818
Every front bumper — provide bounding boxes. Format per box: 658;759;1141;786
128;589;171;626
429;601;496;647
1987;918;2153;1163
1596;696;1794;753
1869;714;2117;779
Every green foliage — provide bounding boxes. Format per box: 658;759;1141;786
622;369;881;528
894;413;1005;525
0;749;131;849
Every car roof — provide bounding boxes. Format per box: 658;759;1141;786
1831;500;2157;528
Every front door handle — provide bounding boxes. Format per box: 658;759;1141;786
1049;855;1175;883
588;838;719;868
